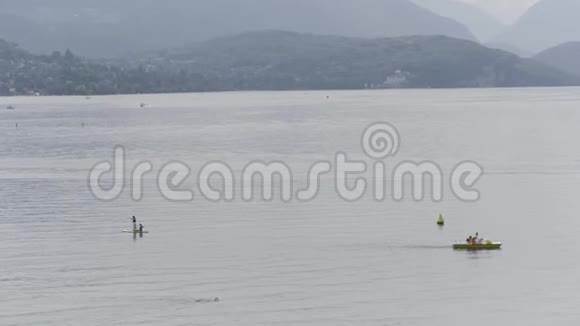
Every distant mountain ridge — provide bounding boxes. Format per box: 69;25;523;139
0;0;475;57
411;0;504;41
534;42;580;77
467;0;539;24
495;0;580;53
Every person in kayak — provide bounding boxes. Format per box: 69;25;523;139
475;232;482;244
139;224;144;233
466;234;479;245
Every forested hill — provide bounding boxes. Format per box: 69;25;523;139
0;39;213;96
1;31;579;96
149;31;579;90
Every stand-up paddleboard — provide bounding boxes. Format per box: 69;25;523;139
122;230;150;234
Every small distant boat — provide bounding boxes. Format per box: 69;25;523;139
6;105;15;110
453;242;502;250
195;297;222;303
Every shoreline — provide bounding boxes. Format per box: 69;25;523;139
2;85;580;100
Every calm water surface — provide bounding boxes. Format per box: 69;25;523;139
1;88;580;325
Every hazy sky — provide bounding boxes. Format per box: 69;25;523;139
460;0;539;23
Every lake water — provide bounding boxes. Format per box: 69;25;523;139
1;88;580;326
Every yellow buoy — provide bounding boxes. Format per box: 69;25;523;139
437;214;445;226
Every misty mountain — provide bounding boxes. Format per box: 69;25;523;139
495;0;580;54
467;0;539;24
411;0;504;41
0;0;475;57
484;42;531;58
534;42;580;77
